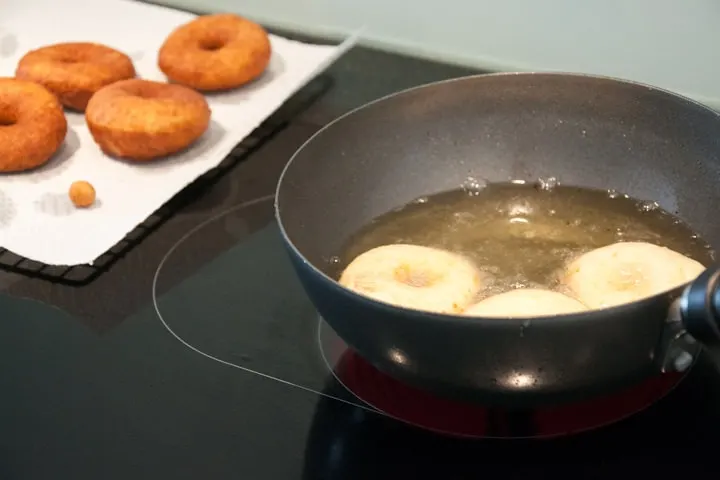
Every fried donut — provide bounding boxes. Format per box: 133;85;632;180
15;42;136;111
463;289;587;318
85;79;211;161
339;244;484;314
561;241;706;309
158;13;272;91
0;78;67;173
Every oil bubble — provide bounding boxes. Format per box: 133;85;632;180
508;200;533;217
462;176;488;196
607;189;620;199
412;196;429;204
638;200;660;212
328;256;341;265
535;177;559;191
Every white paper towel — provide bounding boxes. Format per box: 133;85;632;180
0;0;356;266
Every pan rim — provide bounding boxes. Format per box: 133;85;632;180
274;71;718;327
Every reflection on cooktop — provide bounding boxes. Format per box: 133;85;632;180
318;319;689;439
303;356;720;479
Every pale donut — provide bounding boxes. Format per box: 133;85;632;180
463;288;588;318
339;244;484;314
561;241;706;309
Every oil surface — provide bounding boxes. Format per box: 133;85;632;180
333;180;715;302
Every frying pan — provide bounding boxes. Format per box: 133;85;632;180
275;73;720;407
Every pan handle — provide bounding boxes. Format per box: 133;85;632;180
680;266;720;349
660;266;720;372
658;266;720;373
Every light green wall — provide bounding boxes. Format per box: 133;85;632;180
150;0;720;109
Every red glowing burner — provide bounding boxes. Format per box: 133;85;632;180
332;351;684;439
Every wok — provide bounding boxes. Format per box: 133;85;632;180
275;73;720;407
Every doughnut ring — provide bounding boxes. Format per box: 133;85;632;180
339;244;484;314
560;241;706;309
85;79;211;161
463;288;587;318
158;13;272;91
15;42;136;111
0;78;67;173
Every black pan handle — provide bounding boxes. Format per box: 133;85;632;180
680;265;720;349
658;266;720;374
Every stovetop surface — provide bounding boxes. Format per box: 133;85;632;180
1;44;719;479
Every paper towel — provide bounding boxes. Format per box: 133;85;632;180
0;0;356;265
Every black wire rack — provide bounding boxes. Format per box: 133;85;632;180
0;74;333;286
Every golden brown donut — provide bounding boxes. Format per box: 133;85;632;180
158;13;272;91
16;42;136;111
85;79;211;161
0;78;67;173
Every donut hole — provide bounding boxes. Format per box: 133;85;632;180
128;90;155;100
50;52;80;64
198;37;227;52
117;82;161;100
0;109;17;127
394;264;442;288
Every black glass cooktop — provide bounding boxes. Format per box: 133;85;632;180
2;192;720;479
1;43;720;479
